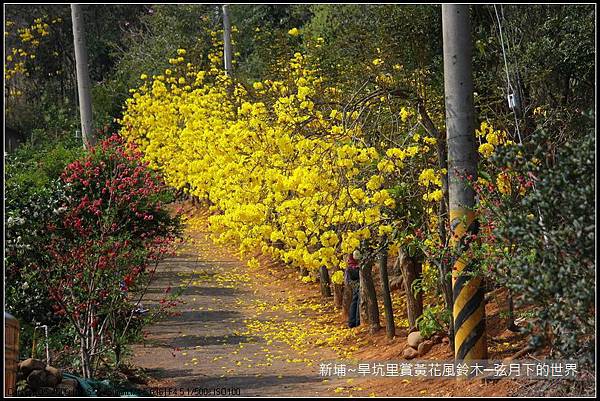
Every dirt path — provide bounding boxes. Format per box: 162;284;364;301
129;221;364;397
129;210;524;397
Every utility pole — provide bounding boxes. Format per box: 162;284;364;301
71;4;95;148
222;4;232;76
442;4;487;361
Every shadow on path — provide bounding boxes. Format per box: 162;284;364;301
129;229;335;396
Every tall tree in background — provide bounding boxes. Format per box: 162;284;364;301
442;4;487;361
71;4;95;147
222;4;232;76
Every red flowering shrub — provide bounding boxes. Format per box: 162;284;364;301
41;134;182;378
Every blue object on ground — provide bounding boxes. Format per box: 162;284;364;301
62;372;150;397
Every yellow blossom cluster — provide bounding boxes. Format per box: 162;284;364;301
4;16;59;82
120;37;439;278
476;120;512;158
475;121;524;197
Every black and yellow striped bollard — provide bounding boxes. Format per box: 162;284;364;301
450;208;487;362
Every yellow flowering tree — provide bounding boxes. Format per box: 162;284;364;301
120;30;459;334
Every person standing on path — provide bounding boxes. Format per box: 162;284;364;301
345;249;362;328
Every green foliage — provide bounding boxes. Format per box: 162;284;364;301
6;139;78;362
5;5;149;144
6;137;84;195
110;5;216;97
410;278;423;297
5;134;182;377
416;305;449;339
472;4;595;142
5;136;84;330
304;5;442;93
229;4;313;82
483;125;594;363
5;180;68;326
7;95;79;140
18;321;80;365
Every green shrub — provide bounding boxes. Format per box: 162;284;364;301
479;125;594;364
5;134;183;377
5;137;83;328
416;305;449;339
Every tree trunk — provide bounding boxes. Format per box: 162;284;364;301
319;266;332;298
360;262;381;334
80;337;92;379
388;253;405;293
342;282;352;318
222;5;232;76
333;274;343;309
115;342;122;367
417;98;454;349
399;249;423;332
359;268;369;326
378;245;395;339
506;290;520;332
70;4;95;148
